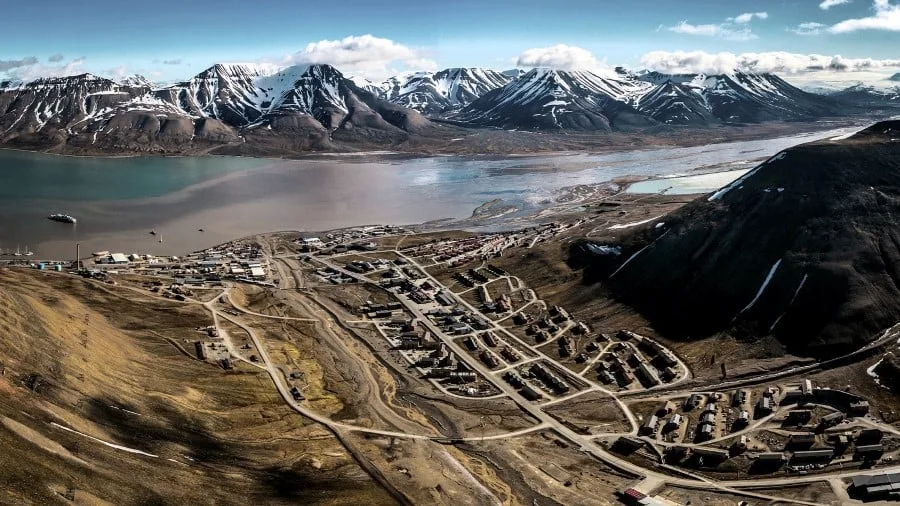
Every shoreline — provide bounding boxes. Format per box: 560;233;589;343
0;121;867;262
0;117;869;162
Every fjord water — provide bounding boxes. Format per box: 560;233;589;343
0;126;857;260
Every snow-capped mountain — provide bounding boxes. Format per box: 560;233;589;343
0;73;134;135
118;74;155;89
690;72;835;123
153;63;283;126
452;68;839;131
452;68;654;130
379;68;511;114
501;69;527;80
0;61;886;154
346;75;382;95
829;83;900;108
0;63;433;154
634;80;716;126
634;72;837;125
0;78;24;90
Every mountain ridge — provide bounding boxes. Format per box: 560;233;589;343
0;63;894;154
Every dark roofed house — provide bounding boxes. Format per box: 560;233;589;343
788;432;816;447
756;396;773;415
850;400;870;415
855;444;885;460
851;472;900;500
820;411;845;427
857;428;884;444
640;415;659;436
791;449;833;461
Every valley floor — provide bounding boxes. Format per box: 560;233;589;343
3;118;866;158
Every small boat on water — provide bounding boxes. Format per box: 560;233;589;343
198;228;204;232
149;230;157;235
48;213;77;224
24;245;33;257
13;245;21;256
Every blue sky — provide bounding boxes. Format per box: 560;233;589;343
2;0;900;87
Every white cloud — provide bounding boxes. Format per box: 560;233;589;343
0;56;38;72
830;0;900;32
665;12;767;41
284;34;434;79
667;21;757;40
640;50;900;75
732;12;768;23
4;57;86;81
104;65;129;79
820;0;852;9
516;44;605;70
791;21;827;35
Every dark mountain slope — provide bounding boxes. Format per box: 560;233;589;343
578;121;900;356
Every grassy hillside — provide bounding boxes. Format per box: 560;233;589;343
0;268;393;505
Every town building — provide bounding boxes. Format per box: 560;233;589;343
640;415;659;435
851;472;900;500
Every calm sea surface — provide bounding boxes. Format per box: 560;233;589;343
0;126;858;259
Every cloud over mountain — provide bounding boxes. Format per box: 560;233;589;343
641;50;900;75
2;56;86;80
284;34;436;79
0;57;38;72
516;44;604;70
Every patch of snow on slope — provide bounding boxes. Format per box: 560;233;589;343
708;153;786;202
587;244;622;256
609;215;664;230
738;259;782;315
867;359;885;388
51;422;158;457
609;230;671;278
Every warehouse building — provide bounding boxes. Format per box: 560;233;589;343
851;472;900;500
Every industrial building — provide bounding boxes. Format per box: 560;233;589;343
791;449;833;461
854;444;884;459
851;472;900;500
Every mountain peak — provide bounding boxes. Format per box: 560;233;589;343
202;62;280;78
119;74;154;88
377;66;511;114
